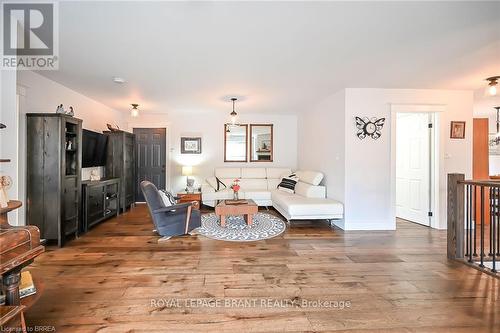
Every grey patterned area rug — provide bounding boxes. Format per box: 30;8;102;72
198;212;286;242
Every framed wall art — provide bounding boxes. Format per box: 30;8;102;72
450;121;466;139
181;137;202;154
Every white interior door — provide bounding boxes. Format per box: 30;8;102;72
396;113;431;226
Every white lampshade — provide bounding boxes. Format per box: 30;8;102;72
182;166;193;176
488;85;497;96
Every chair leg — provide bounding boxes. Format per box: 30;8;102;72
188;228;200;236
158;236;172;243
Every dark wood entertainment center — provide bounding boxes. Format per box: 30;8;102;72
26;114;136;246
81;178;120;233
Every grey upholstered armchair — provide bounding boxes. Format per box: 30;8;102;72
140;181;201;239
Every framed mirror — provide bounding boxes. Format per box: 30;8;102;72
250;124;273;162
224;124;248;162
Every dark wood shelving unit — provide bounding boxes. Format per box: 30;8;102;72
26;113;82;247
104;131;136;212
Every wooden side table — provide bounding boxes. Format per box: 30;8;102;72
176;192;202;210
1;200;45;332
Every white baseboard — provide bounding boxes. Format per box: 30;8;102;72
339;219;396;231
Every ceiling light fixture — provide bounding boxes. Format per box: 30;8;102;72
486;76;499;96
130;103;139;117
489;106;500;146
230;97;238;125
113;77;126;84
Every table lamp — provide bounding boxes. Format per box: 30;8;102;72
182;166;194;193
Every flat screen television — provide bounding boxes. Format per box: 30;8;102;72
82;129;108;168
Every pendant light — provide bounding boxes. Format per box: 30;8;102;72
230;98;238;125
490;106;500;146
486;76;499;96
131;103;139;117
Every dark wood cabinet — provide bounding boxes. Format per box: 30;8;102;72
104;131;136;212
26;114;82;247
81;178;120;232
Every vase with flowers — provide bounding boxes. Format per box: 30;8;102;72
231;179;241;200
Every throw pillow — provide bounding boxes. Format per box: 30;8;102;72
206;177;227;192
216;177;227;191
206;177;218;190
159;190;176;207
277;174;299;193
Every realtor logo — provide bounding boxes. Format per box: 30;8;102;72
1;2;58;70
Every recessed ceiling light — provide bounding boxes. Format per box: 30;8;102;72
112;77;126;84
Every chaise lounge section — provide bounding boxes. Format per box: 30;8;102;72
201;167;344;222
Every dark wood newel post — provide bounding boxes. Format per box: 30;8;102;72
447;173;465;260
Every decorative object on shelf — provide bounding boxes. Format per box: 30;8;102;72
70;160;77;174
486;76;499;96
56;104;65;114
355;116;386;140
180;137;202;154
489;106;500;147
90;169;100;181
450;121;466;139
106;123;120;132
230;179;241;200
182;166;195;193
130;103;139;117
0;175;12;208
66;106;74;116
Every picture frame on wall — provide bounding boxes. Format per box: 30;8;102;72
181;137;202;154
450;121;466;139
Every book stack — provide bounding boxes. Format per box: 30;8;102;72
19;271;37;298
0;271;35;306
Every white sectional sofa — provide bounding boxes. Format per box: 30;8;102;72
201;167;343;222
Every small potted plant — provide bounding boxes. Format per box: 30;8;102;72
231;179;241;200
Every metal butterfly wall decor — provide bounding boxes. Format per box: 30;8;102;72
355;117;386;140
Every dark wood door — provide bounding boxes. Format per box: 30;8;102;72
134;128;166;201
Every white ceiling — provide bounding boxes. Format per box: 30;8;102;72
37;1;500;115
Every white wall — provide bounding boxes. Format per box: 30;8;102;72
13;71;126;225
126;112;298;193
298;88;473;230
298;90;345;205
346;89;473;230
0;70;19;225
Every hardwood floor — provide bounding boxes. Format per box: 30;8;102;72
25;205;499;332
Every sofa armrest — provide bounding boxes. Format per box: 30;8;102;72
153;202;191;214
295;181;326;198
201;183;216;193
